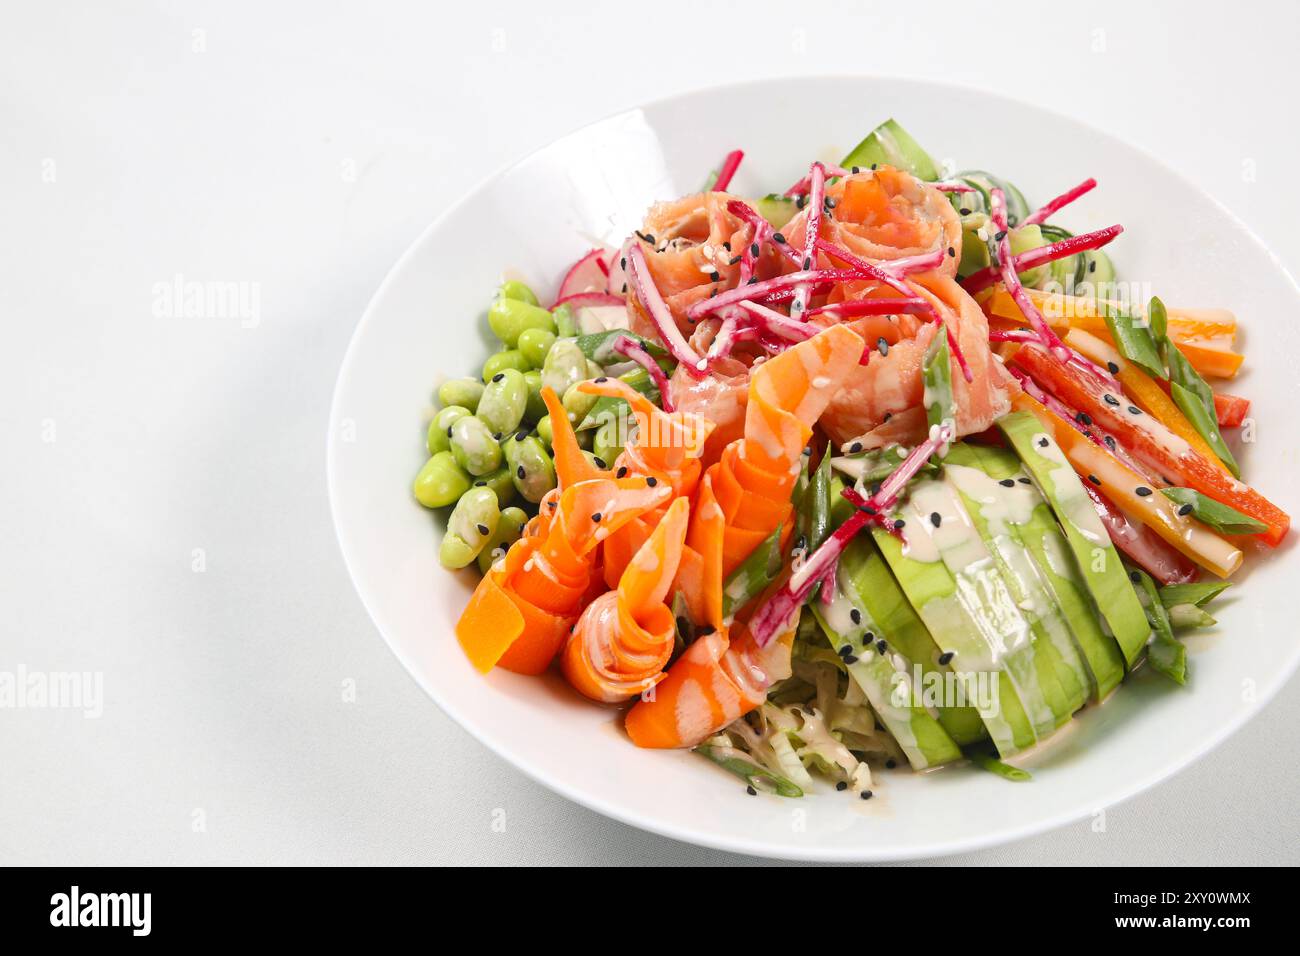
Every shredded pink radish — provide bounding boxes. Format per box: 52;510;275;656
735;301;819;342
612;335;675;412
1084;484;1197;585
686;266;876;321
961;224;1123;295
989;188;1072;363
626;244;707;376
1007;364;1142;472
749;424;952;648
881;246;947;276
1021;177;1097;228
815;238;974;383
783;163;850;197
711;150;744;193
931;181;976;193
790;163;826;319
804;297;928;321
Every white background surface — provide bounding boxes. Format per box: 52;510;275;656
2;0;1296;865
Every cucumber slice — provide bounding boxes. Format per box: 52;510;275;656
839;535;986;746
840;119;940;180
812;557;963;770
872;476;1052;757
944;443;1122;702
998;411;1150;666
755;194;797;229
954;171;1030;226
1035;225;1117;294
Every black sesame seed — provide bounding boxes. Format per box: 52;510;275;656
1177;503;1194;516
838;644;852;658
851;166;861;174
447;426;454;437
947;246;956;257
476;523;489;536
860;790;874;800
1104;435;1117;451
595;376;608;383
886;758;897;769
709;271;721;282
1018;477;1032;485
646;476;658;487
773;232;787;244
876;639;888;655
959;207;972;216
1077;412;1093;426
620;257;627;270
999;478;1015;488
1107;361;1120;374
849;441;863;453
750;243;760;257
1037;437;1049;448
591;512;602;522
621;283;628;293
722;241;731;251
1129;570;1142;583
1088;474;1101;485
1089;260;1097;273
592;456;607;469
850;608;862;625
727;255;742;266
516;465;526;479
844;655;859;665
473;480;486;487
994;229;1007;242
938;651;954;665
870;163;877;170
864;632;875;643
1135;486;1152;497
616;466;628;478
746;785;757;796
930;512;942;528
1103;394;1120;406
491;373;504;383
802;256;812;270
882;412;892;423
893;519;905;530
1128;405;1142;415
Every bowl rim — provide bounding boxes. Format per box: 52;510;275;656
327;74;1300;861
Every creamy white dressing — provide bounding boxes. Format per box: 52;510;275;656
1032;432;1108;544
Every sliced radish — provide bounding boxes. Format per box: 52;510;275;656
605;240;632;296
554;248;614;305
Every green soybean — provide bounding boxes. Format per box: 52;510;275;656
471;465;518;507
535;414;553;448
499;280;539;307
477;506;529;574
586;359;605;379
552;303;579;338
427;405;471;455
478;368;528;435
504;434;556;503
541;339;588;398
488;296;556;347
436;377;484;413
517;327;557;368
522;369;547;422
413;451;472;509
440;486;500;569
561;381;598;427
449;414;503;476
482;350;530;381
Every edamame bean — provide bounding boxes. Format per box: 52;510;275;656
477;506;528;574
440;486;500;569
437;377;484;413
499;280;539;307
541;339;587;398
413;451;472;508
470;465;517;507
561;381;597;428
522;370;547;422
449;414;503;476
477;368;528;435
482;350;530;381
487;297;556;347
535;414;553;448
552;303;578;338
593;417;621;469
517;327;557;368
503;434;556;503
427;405;471;455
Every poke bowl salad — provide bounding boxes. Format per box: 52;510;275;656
409;118;1287;800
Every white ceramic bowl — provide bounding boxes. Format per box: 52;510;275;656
328;77;1300;861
